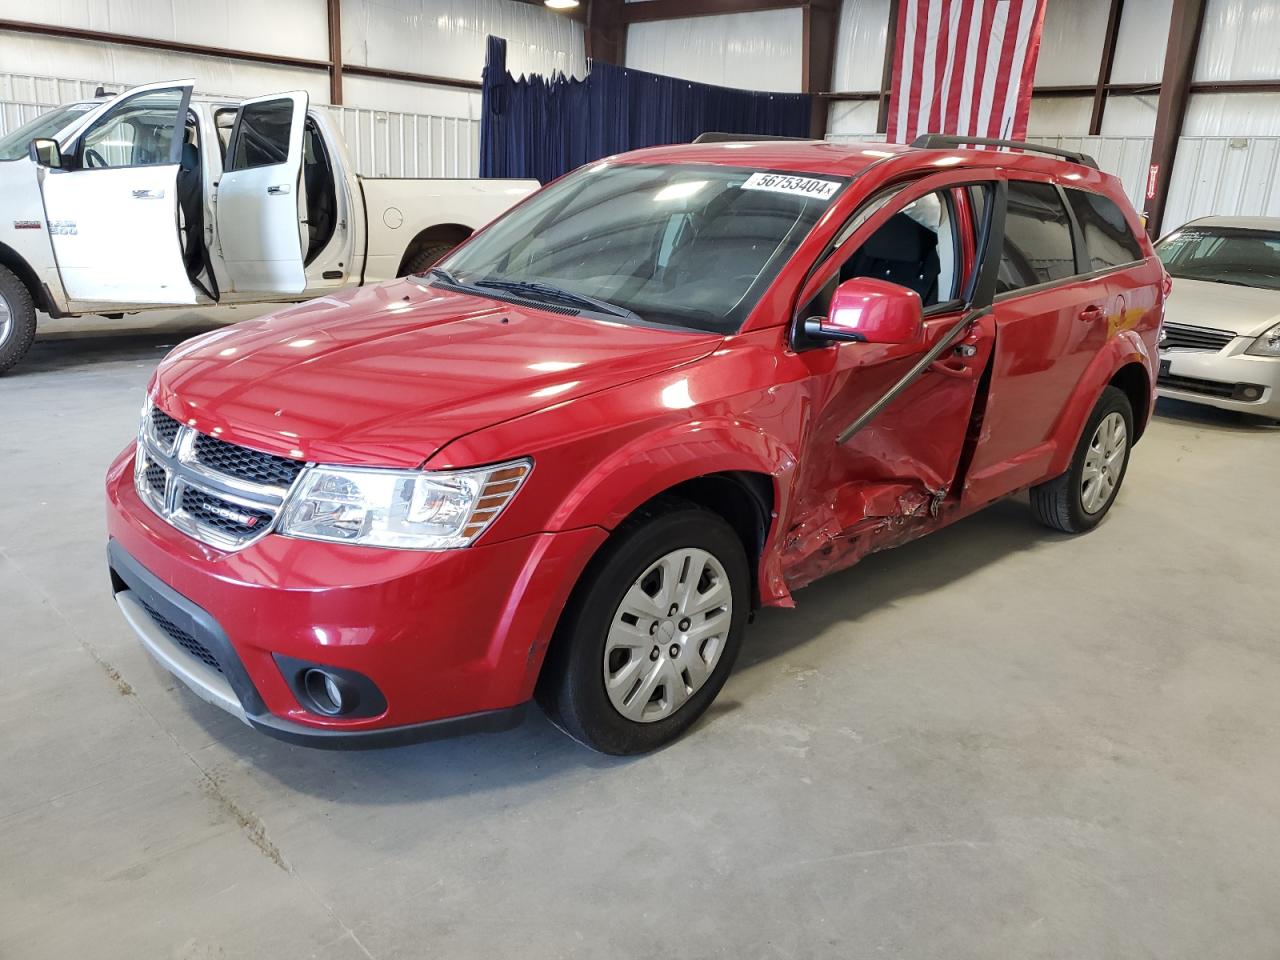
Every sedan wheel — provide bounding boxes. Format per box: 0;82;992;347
1081;411;1128;514
604;548;733;723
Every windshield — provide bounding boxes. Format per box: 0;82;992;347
1156;225;1280;291
436;163;848;333
0;102;98;162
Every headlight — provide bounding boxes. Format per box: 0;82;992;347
1246;321;1280;357
278;459;531;549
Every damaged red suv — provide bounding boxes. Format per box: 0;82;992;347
106;135;1163;754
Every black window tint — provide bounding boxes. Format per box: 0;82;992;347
1066;188;1144;271
996;181;1076;294
228;99;293;171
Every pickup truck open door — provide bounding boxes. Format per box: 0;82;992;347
215;92;309;296
39;80;199;306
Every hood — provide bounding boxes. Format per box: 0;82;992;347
153;279;722;467
1164;277;1280;337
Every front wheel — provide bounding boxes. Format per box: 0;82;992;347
536;499;749;755
0;265;37;375
1030;385;1134;533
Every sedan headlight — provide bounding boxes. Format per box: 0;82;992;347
278;459;531;549
1246;321;1280;357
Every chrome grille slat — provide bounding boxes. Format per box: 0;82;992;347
134;405;307;551
1161;322;1237;353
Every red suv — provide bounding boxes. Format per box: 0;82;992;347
106;135;1163;754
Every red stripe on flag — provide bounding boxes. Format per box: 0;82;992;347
943;0;973;136
905;0;931;142
925;0;954;137
984;0;1023;139
967;0;998;139
1011;0;1047;139
885;1;913;143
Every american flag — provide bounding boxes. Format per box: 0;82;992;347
886;0;1048;145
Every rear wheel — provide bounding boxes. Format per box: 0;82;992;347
1030;385;1134;533
0;265;37;375
536;499;749;755
399;242;457;277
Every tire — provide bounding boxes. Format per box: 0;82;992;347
536;497;750;755
1030;385;1134;534
0;265;37;375
399;242;456;277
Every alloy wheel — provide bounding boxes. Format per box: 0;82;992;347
0;290;12;348
1081;411;1127;514
603;547;733;723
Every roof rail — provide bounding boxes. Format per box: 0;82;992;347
693;132;815;144
909;134;1099;170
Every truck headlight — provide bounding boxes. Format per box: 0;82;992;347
278;459;531;549
1246;322;1280;357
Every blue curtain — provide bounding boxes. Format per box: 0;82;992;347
480;36;812;183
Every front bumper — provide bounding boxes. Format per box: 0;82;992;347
105;445;607;748
1157;342;1280;417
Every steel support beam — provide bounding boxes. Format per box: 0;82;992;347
1089;0;1125;135
1145;0;1207;237
876;0;901;133
802;0;840;138
585;0;626;65
327;0;343;105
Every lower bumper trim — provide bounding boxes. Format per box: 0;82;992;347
247;703;528;750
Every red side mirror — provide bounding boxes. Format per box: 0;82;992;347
804;277;924;346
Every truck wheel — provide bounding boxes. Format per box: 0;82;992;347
0;265;37;375
399;242;456;277
1030;385;1134;534
536;498;749;755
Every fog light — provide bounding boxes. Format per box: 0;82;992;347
1242;386;1261;400
304;668;348;715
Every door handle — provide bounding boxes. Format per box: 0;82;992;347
132;189;165;200
1080;304;1105;322
928;358;973;379
267;184;291;195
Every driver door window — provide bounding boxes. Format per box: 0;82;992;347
79;88;186;168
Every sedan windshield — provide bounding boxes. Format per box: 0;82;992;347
0;102;97;162
1156;226;1280;291
436;163;848;333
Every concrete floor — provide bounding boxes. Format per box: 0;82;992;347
3;317;1279;960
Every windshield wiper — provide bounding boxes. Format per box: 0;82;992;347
425;266;463;285
473;278;641;322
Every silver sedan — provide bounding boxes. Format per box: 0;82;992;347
1155;216;1280;421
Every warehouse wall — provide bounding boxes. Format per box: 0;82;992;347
0;0;585;118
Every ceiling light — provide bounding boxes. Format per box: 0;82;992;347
545;0;580;9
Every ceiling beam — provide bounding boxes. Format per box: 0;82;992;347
623;0;804;24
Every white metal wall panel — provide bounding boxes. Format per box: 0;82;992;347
1193;0;1280;82
1100;94;1159;137
827;100;882;138
1029;135;1154;212
831;0;891;93
1184;92;1280;136
0;0;329;61
1027;96;1093;136
625;9;804;93
1111;0;1172;84
341;74;480;120
1163;137;1280;231
342;0;586;85
1034;0;1109;86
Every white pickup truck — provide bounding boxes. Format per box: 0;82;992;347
0;79;538;372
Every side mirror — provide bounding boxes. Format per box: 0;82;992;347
29;138;62;169
803;277;924;346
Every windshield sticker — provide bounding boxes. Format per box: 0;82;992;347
741;172;841;201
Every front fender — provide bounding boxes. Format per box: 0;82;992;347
1045;328;1154;478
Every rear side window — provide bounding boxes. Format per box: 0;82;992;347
227;99;293;171
996;181;1076;294
1066;188;1145;270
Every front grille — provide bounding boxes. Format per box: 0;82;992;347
138;597;223;673
135;405;306;550
1162;322;1236;352
192;433;304;488
180;487;273;537
150;408;182;449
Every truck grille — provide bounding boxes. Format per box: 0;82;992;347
135;405;307;551
1161;322;1237;353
